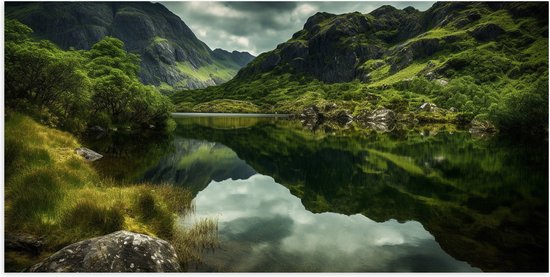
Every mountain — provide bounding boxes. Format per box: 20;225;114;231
213;49;256;68
236;2;547;83
5;2;255;91
171;2;548;135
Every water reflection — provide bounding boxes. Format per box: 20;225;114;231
85;116;548;272
188;174;479;272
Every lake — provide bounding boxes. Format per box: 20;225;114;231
83;115;548;272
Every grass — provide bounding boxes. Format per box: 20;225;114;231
170;218;220;270
190;99;261;113
4;111;217;271
176;61;238;83
369;62;430;88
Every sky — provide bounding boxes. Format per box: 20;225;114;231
161;1;436;56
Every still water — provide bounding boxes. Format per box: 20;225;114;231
84;116;548;272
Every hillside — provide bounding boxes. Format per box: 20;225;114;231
172;2;548;135
5;2;255;91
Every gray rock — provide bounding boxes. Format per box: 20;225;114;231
365;108;396;123
418;102;438;112
75;147;103;162
88;125;105;133
29;231;181;272
435;79;448;86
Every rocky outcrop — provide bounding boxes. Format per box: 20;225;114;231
5;2;254;89
29;231;181;272
417;102;438;112
469;119;497;135
356;109;397;132
469;23;505;42
390;38;442;72
75;147;103;162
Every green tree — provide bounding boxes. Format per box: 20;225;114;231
5;19;91;132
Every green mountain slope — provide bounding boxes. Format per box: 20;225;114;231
172;2;548;135
5;2;255;91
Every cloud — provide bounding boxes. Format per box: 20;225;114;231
186;173;480;271
161;1;436;56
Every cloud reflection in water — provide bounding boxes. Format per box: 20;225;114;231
188;174;480;272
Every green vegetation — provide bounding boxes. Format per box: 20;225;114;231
4;112;215;271
171;3;548;138
4;19;213;272
5;19;174;133
175;115;548;271
176;61;237;84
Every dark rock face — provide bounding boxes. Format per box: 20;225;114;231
469;23;505;42
234;2;541;86
5;2;254;89
29;231;181;272
390;38;441;72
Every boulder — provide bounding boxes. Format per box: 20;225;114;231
417;102;438;112
364;108;396;124
300;105;324;121
357;109;397;132
75;147;103;162
29;231;181;272
469;119;497;135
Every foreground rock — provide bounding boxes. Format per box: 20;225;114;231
75;147;103;162
29;231;181;272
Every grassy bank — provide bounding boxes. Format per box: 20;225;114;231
4;111;217;271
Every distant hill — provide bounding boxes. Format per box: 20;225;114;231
171;2;548;136
5;2;255;91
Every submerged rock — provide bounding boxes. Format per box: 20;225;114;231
29;231;181;272
75;147;103;162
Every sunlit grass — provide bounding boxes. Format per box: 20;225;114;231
4;111;218;271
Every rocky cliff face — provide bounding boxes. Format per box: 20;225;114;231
5;2;254;90
236;2;547;83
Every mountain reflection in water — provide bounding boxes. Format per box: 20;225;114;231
85;116;548;272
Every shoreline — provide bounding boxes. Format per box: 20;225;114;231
172;112;293;118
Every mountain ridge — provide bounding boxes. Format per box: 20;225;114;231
5;1;255;91
171;1;548;136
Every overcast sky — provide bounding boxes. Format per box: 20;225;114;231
161;1;435;56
